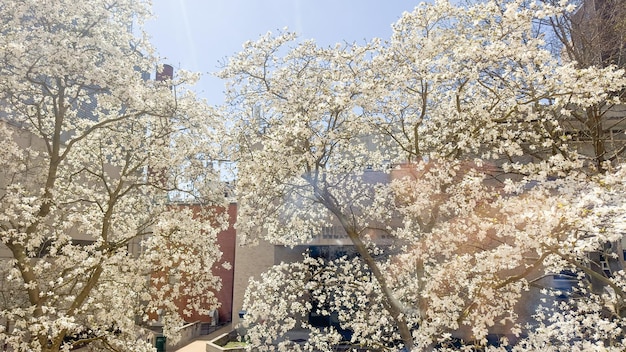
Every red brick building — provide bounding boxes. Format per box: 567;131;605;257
147;203;237;326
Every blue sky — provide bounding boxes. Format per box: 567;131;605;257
145;0;419;105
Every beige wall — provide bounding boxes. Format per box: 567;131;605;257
0;121;46;259
0;119;123;255
231;238;276;324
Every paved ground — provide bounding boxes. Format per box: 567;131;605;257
174;324;233;352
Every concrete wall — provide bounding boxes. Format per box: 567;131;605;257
231;238;276;325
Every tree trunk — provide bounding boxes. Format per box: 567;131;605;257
316;186;415;350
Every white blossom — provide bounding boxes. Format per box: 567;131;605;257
221;0;626;350
0;1;225;351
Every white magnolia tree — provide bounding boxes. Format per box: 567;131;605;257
539;0;626;173
0;1;225;351
221;0;626;351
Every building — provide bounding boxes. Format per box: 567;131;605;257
170;202;237;326
571;0;626;68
